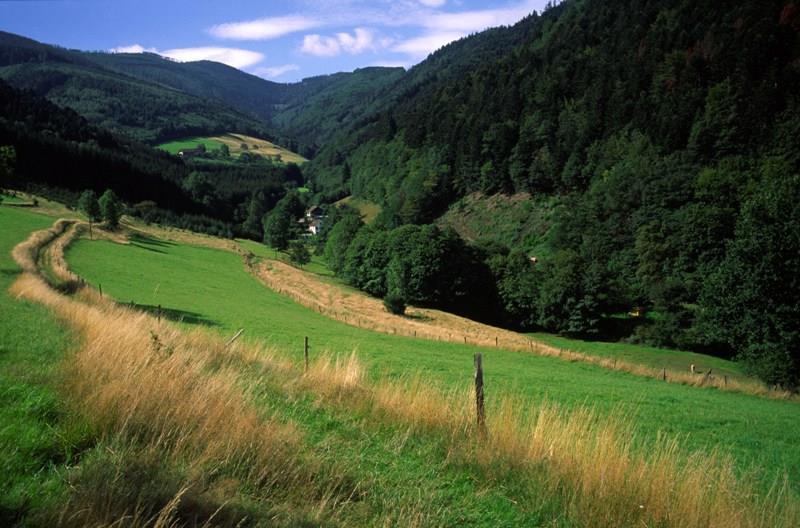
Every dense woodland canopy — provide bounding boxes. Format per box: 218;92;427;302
307;0;800;386
0;0;798;386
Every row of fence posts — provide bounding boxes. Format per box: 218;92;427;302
99;289;733;395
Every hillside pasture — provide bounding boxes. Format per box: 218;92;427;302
155;136;225;155
65;231;800;491
211;133;307;164
157;133;306;164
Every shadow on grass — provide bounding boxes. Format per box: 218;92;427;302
128;234;176;254
130;303;220;328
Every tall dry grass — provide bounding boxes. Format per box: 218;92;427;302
297;353;799;528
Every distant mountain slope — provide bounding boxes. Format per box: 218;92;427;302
271;67;405;152
85;51;291;122
0;32;273;143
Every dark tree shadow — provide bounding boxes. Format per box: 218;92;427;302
128;234;176;254
131;303;220;328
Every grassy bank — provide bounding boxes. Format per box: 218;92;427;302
0;207;79;524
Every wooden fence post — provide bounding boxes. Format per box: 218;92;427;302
99;284;103;298
495;336;498;347
662;368;666;381
304;336;309;372
464;336;467;345
724;375;728;387
157;304;161;323
225;328;244;347
474;353;485;435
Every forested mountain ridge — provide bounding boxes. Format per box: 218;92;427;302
305;0;800;386
0;31;407;151
308;0;800;209
85;51;292;123
0;0;798;386
0;31;276;143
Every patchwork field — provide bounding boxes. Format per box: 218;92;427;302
65;229;800;493
156;133;307;165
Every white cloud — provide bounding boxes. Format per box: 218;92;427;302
422;4;537;33
160;47;265;69
300;28;386;57
253;64;301;79
209;15;320;40
109;44;157;54
392;31;464;58
418;0;446;6
300;35;341;57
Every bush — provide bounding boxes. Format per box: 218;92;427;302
383;291;407;315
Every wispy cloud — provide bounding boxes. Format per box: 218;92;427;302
110;44;265;69
422;3;537;32
160;47;265;68
253;64;301;79
300;28;388;57
391;31;464;58
209;15;320;40
418;0;447;6
110;44;157;54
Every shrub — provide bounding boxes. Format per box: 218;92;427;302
383;290;407;315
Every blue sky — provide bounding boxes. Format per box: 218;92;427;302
1;0;548;82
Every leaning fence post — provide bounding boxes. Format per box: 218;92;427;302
304;336;309;372
474;353;486;435
157;304;161;323
225;328;244;347
99;284;103;298
662;368;666;381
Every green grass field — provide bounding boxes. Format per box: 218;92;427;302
0;207;84;524
156;136;226;155
529;332;744;381
65;233;800;491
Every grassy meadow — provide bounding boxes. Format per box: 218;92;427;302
65;232;800;492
